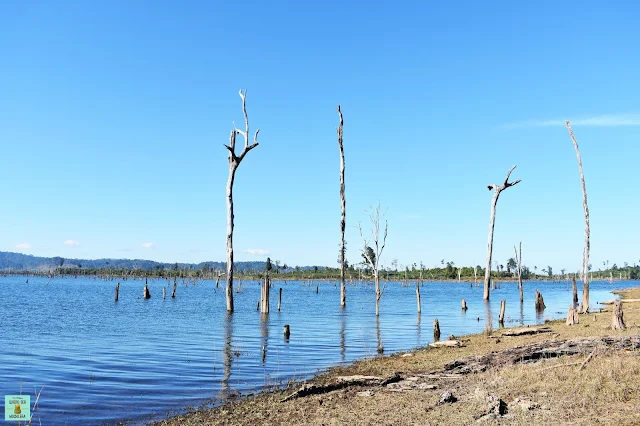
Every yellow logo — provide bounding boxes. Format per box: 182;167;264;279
14;404;21;414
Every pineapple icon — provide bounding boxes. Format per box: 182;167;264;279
14;403;22;414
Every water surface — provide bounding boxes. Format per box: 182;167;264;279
0;276;633;425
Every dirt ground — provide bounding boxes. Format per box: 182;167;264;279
152;287;640;426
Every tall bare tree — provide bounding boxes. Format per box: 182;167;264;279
224;90;260;312
566;121;590;313
514;241;523;302
337;105;347;307
484;165;521;300
359;203;388;316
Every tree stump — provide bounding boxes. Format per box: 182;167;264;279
284;324;290;339
566;305;579;325
572;277;578;306
535;289;545;311
143;285;150;299
278;287;282;312
611;300;626;330
261;276;270;313
415;282;421;314
163;287;166;300
115;282;119;302
461;299;468;311
433;319;441;342
499;300;506;325
172;278;177;298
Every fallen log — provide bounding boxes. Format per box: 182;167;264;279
501;326;552;336
281;373;402;402
429;340;462;348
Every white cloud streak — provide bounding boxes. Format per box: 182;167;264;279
141;242;154;249
15;243;32;249
64;240;80;247
245;248;270;256
503;113;640;129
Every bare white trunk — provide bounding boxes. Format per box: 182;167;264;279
484;166;520;300
514;242;523;302
415;281;421;313
337;106;346;307
566;121;590;314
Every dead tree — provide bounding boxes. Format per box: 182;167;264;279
359;203;388;316
433;319;441;342
415;282;421;314
261;275;270;313
115;282;119;302
499;300;506;325
224;90;260;312
461;298;468;311
572;277;578;306
484;165;521;300
566;121;590;313
143;278;151;299
514;242;523;302
172;277;177;298
337;105;347;308
611;300;626;330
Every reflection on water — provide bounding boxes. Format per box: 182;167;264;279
0;276;633;425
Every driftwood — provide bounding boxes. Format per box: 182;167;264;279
611;299;626;330
501;326;552;337
429;340;462;348
484;165;521;300
566;305;580;326
579;349;596;371
438;335;640;375
281;373;401;402
566;121;590;314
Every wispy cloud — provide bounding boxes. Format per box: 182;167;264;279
503;113;640;129
64;240;80;247
245;248;270;256
141;242;154;249
15;243;32;249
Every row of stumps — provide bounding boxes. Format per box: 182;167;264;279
114;277;178;301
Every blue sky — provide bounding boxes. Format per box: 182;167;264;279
2;1;639;272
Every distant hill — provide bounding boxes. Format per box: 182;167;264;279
0;251;323;272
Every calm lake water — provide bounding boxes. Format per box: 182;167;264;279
0;275;635;425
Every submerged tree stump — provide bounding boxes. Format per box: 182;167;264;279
535;289;545;311
143;278;151;299
163;287;166;300
572;277;578;306
461;299;468;311
261;276;270;313
416;282;421;314
566;304;579;325
172;278;177;298
284;324;290;339
115;282;119;302
278;287;282;311
499;300;506;325
433;319;441;342
611;300;626;330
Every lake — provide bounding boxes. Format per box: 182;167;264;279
0;275;634;425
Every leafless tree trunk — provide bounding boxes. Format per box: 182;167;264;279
337;105;347;308
611;300;626;330
566;121;590;314
514;242;523;302
572;277;578;306
415;282;421;314
115;282;119;302
499;300;506;325
261;275;270;313
224;90;260;312
535;289;545;311
359;203;388;316
473;265;477;285
461;298;468;311
484;165;521;300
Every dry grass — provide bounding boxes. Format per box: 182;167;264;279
153;288;640;426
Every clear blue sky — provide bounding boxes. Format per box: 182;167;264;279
2;1;639;273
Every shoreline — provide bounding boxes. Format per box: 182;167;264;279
150;286;640;425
